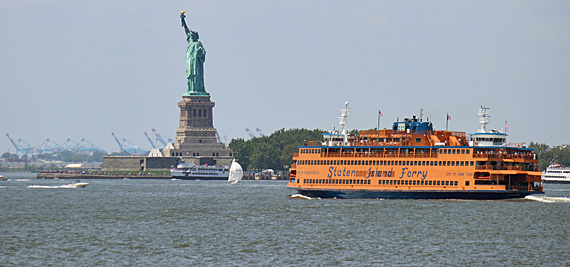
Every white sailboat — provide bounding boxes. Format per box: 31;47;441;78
228;159;243;184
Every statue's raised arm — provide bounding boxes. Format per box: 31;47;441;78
180;11;190;36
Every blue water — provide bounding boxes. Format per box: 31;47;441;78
1;172;569;266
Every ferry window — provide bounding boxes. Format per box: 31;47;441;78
437;181;441;186
454;181;458;186
466;150;470;154
416;138;422;143
390;180;393;185
470;161;474;166
445;181;449;186
452;149;456;154
422;161;426;166
461;149;465;154
367;180;370;184
465;181;470;186
460;162;464;166
450;161;455;166
456;161;460;166
412;180;417;185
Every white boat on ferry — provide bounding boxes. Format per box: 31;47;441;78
171;162;229;180
542;164;570;183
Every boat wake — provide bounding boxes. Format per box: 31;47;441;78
525;195;570;203
291;194;318;200
28;182;88;189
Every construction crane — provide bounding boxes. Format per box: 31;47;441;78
37;138;61;154
75;139;106;153
245;128;255;138
111;132;147;155
256;128;265;137
61;138;106;153
60;138;79;152
215;131;222;143
5;133;35;154
151;129;168;147
144;132;158;149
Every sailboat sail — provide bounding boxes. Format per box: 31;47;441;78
228;159;243;184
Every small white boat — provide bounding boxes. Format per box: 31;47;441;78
69;182;89;188
228;159;244;184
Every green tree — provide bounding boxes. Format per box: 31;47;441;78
229;128;326;171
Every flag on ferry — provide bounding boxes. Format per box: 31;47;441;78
447;114;451;120
505;119;509;133
379;110;383;117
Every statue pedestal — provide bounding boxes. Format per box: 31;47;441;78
162;95;233;166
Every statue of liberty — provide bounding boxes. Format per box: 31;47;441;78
180;11;208;96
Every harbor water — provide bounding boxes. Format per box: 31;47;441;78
1;172;569;266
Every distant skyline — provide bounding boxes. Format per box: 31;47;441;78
1;1;569;154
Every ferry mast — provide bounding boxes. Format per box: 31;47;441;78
338;101;350;145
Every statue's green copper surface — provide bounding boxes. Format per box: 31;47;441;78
180;11;209;96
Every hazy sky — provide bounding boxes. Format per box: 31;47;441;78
1;1;569;154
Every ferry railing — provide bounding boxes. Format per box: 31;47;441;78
472;153;537;161
475;165;527;171
321;151;438;159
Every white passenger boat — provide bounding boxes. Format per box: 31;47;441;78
170;162;229;180
542;164;570;183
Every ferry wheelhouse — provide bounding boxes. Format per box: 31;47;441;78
287;104;543;199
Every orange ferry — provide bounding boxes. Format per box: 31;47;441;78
287;103;544;199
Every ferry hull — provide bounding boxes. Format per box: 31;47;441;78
293;188;544;200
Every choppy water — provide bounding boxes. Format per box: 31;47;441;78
1;172;569;266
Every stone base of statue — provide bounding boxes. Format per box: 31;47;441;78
183;91;210;97
161;95;233;167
